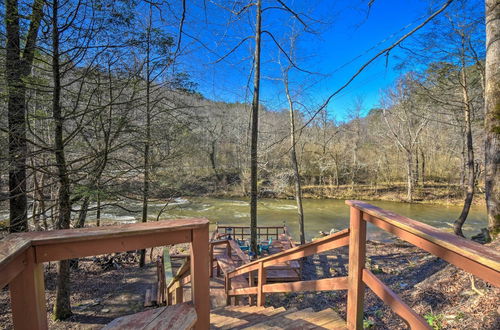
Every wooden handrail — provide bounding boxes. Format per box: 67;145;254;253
345;200;500;330
0;219;210;330
362;269;428;329
346;200;500;286
227;229;350;279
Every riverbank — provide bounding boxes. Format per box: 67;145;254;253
300;182;486;206
188;181;486;207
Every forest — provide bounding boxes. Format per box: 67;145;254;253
0;0;499;322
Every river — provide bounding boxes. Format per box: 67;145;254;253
88;197;487;241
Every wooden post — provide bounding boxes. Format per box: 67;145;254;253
209;243;214;277
347;206;367;330
257;261;266;306
249;270;256;305
225;276;231;305
191;225;210;330
10;248;48;330
175;285;183;304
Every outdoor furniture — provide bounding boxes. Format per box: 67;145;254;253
236;239;249;251
258;238;272;255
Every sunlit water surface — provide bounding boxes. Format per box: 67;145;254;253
78;198;487;241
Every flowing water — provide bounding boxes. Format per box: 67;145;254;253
82;197;487;241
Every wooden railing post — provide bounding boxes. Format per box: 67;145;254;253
10;248;48;330
209;243;214;277
174;285;183;304
191;225;210;330
225;275;231;306
347;206;367;330
249;270;256;305
257;261;266;306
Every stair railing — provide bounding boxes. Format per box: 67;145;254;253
226;229;351;306
0;219;211;330
345;200;500;330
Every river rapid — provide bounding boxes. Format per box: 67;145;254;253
84;197;487;241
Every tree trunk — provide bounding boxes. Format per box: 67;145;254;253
96;190;101;227
5;0;44;233
285;78;305;245
406;151;413;202
52;0;72;320
210;140;223;182
414;148;419;186
484;0;500;239
250;0;262;256
454;66;475;237
140;5;153;267
421;149;425;187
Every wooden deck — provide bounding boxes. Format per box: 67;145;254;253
211;225;300;283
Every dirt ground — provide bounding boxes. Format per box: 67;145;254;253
0;241;498;329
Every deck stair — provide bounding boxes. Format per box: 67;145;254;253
210;305;347;329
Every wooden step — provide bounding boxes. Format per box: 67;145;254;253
242;307;347;330
219;307;284;329
243;308;313;329
211;306;272;329
285;308;346;329
230;307;288;330
242;307;303;329
103;302;196;330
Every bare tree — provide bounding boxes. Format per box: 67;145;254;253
382;76;429;202
249;0;262;255
282;60;305;245
5;0;44;232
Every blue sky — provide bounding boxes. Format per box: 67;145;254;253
175;0;482;122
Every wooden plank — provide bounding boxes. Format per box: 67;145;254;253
9;248;47;330
0;249;27;290
175;285;183;304
257;262;266;306
217;254;238;274
363;269;430;329
346;200;500;271
35;229;192;262
364;213;500;287
262;277;348;293
346;206;366;330
191;226;210;330
29;218;209;245
228;240;251;264
104;307;164;329
228;229;350;279
0;234;32;287
228;286;259;295
104;303;197;330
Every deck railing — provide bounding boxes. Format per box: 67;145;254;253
213;224;287;241
226;229;350;305
225;200;500;330
0;219;210;330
